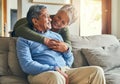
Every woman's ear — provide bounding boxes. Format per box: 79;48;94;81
32;18;38;26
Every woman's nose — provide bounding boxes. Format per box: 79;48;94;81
56;20;61;26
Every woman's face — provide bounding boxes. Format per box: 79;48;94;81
52;11;69;29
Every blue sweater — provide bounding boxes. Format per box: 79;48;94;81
16;30;74;75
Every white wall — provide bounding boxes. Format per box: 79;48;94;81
26;2;61;17
6;0;17;37
117;0;120;38
111;0;118;38
19;0;62;18
111;0;120;39
68;0;80;36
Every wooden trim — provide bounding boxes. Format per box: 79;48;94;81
1;0;7;36
31;0;72;5
102;0;111;34
1;0;3;36
3;0;7;24
17;0;22;19
107;0;111;34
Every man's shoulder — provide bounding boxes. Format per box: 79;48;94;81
48;30;63;41
17;37;31;43
49;30;61;36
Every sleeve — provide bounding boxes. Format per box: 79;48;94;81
62;48;74;67
59;28;72;50
14;18;45;44
16;38;56;75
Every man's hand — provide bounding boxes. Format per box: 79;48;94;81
55;67;69;84
44;38;68;52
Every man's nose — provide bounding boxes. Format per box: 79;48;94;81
49;17;52;21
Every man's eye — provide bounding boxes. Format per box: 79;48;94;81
62;21;65;25
45;14;49;18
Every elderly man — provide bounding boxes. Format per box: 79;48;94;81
16;5;106;84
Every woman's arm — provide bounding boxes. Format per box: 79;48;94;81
46;28;72;52
58;28;72;50
14;18;45;44
14;18;72;50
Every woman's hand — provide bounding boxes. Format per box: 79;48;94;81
51;40;68;52
44;38;51;46
44;38;68;52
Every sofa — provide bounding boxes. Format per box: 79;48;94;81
0;34;120;84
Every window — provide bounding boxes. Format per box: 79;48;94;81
80;0;111;36
10;9;17;30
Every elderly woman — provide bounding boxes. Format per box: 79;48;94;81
12;5;77;52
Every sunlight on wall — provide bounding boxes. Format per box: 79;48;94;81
80;0;102;36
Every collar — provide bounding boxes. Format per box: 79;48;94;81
33;28;45;34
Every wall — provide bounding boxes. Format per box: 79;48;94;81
117;0;120;38
112;0;120;39
111;0;119;38
6;0;17;37
69;0;80;35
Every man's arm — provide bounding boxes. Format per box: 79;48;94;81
16;37;56;75
62;48;74;67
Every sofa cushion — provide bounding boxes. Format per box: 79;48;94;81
0;75;28;84
8;38;26;78
81;44;120;71
70;34;120;67
0;51;8;75
70;34;120;49
105;74;120;84
105;67;120;84
72;49;88;67
0;38;10;75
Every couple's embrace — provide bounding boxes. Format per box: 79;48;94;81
16;4;106;84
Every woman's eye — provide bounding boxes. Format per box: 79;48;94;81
58;16;61;20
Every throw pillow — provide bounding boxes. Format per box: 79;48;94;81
81;45;120;71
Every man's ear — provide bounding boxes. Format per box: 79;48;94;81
32;18;38;25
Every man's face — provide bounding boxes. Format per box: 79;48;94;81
52;11;69;29
33;8;52;32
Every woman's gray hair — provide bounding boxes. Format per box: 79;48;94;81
27;5;47;27
58;4;78;25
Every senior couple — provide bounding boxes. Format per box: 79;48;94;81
16;4;106;84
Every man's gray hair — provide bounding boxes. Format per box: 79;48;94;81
27;5;47;27
58;4;78;25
